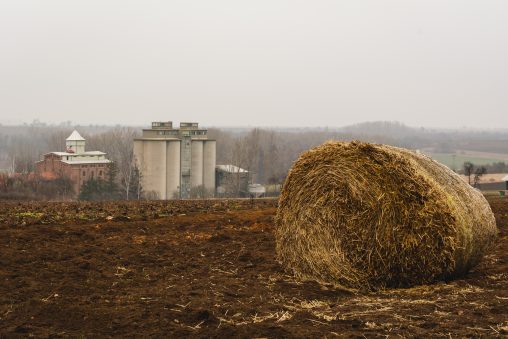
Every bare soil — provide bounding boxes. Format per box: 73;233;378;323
0;198;506;338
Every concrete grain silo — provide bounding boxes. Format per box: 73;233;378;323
203;140;216;192
133;121;216;199
191;140;204;188
166;140;181;198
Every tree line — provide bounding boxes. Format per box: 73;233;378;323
0;121;507;200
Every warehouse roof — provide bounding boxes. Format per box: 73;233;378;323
49;151;106;156
61;159;111;165
216;164;248;173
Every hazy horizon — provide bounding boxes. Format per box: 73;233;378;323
1;1;507;129
3;119;508;133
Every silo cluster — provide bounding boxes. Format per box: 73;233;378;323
133;122;216;199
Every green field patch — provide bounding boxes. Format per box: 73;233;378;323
427;152;508;171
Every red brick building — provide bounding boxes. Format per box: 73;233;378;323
35;130;111;197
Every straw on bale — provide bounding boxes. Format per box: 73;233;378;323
275;141;497;290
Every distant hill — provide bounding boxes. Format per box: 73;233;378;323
338;121;422;138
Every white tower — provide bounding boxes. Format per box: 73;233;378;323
66;130;86;154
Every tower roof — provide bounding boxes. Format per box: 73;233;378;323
66;130;85;141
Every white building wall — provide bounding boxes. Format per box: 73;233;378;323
66;140;86;154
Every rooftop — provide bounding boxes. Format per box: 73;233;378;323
151;121;173;129
61;159;111;165
148;121;201;130
66;130;85;141
139;121;210;140
50;151;106;156
216;164;248;173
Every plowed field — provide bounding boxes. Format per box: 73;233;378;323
0;198;507;338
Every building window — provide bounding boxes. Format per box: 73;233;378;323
99;170;103;176
83;171;86;176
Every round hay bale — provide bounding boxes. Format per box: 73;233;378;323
275;141;497;290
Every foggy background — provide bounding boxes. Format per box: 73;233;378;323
1;0;507;128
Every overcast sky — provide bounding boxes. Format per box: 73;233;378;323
0;1;506;128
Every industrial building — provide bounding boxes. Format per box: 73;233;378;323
133;122;216;199
215;164;249;197
35;130;111;196
215;165;266;198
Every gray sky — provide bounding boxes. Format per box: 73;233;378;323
0;0;507;128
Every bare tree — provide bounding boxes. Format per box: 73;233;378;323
463;162;474;185
473;166;487;188
86;127;140;199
